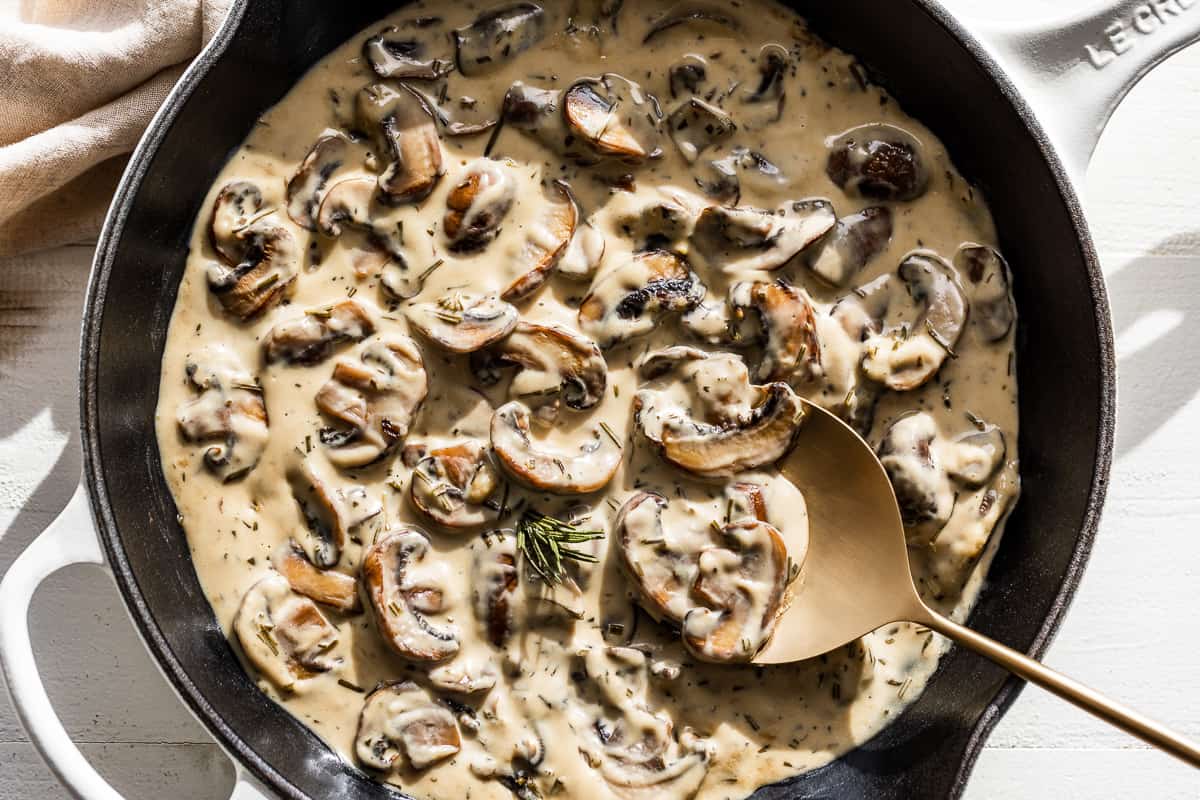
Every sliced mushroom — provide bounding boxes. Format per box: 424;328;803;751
288;458;382;568
805;205;893;287
689;199;835;274
356;681;461;771
316;336;429;468
404;83;502;138
826;123;929;202
363;527;460;661
491;401;621;494
682;519;788;662
286;132;351;231
730;280;822;384
578;250;705;348
453;3;546;77
271;540;361;612
263;300;374;365
695;146;786;204
234;573;340;691
363;28;453;79
501;81;570;154
634;349;807;478
428;660;499;695
878;412;955;536
745;43;789;104
564;75;662;163
410;441;501;529
472;322;607;412
406;292;518;353
444;159;518;252
668;55;707;98
175;346;269;481
556;222;607;281
356;82;444;203
613;491;698;623
946;424;1006;488
642;2;740;43
472;533;522;647
667;97;736;163
206;181;298;319
830;272;893;342
501;180;578;301
316;177;408;281
861;251;967;391
956;243;1015;342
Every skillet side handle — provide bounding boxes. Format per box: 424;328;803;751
0;481;277;800
969;0;1200;182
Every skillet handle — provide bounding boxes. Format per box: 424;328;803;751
968;0;1200;182
0;481;277;800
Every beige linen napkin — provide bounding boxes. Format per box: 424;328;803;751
0;0;231;257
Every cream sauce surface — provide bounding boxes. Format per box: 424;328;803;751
155;2;1021;798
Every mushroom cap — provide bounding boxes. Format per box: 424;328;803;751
501;180;578;302
362;28;453;80
409;440;501;529
315;336;429;468
406;292;518;353
805;205;894;287
363;527;461;661
472;321;608;412
206;180;298;319
956;243;1015;342
878;412;955;535
826;123;930;201
562;74;663;163
287;458;382;568
443;159;517;252
356;82;444;203
453;3;546;77
690;199;835;274
490;400;621;494
286;131;351;231
730;280;822;384
578;250;705;348
176;346;269;481
271;540;362;612
233;573;341;692
862;250;967;392
947;424;1006;488
263;300;375;365
355;681;461;771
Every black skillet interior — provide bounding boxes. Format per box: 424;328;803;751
81;1;1114;798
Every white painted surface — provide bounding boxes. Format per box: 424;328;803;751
1;0;1199;797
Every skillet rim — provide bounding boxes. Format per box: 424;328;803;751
77;1;1116;798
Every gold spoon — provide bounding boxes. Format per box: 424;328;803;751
756;399;1200;768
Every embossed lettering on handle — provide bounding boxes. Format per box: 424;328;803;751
1085;0;1199;68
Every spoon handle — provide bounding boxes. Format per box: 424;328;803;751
916;608;1200;768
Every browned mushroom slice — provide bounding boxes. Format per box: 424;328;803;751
879;413;956;546
443;159;518;252
233;573;341;691
175;346;269;481
805;205;893;287
206;181;298;319
729;280;822;384
406;292;518;353
263;300;374;365
363;527;460;661
642;2;740;43
667;97;736;163
613;491;704;624
316;177;406;270
271;540;361;612
690;199;835;274
316;336;429;468
491;401;621;494
578;250;705;348
564;75;662;162
471;533;522;647
410;441;501;529
501;180;578;301
862;251;967;391
955;243;1015;342
363;28;453;79
356;82;444;203
826;123;930;201
453;3;546;77
356;682;461;771
681;519;788;662
288;459;382;568
472;322;607;411
286;131;351;231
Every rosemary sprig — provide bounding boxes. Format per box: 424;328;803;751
516;509;604;585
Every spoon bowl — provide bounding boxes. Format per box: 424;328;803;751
754;398;1200;770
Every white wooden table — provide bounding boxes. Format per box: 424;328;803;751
2;1;1200;797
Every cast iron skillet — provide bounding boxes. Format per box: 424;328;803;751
55;0;1140;797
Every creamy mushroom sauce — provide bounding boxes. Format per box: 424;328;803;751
155;1;1021;798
